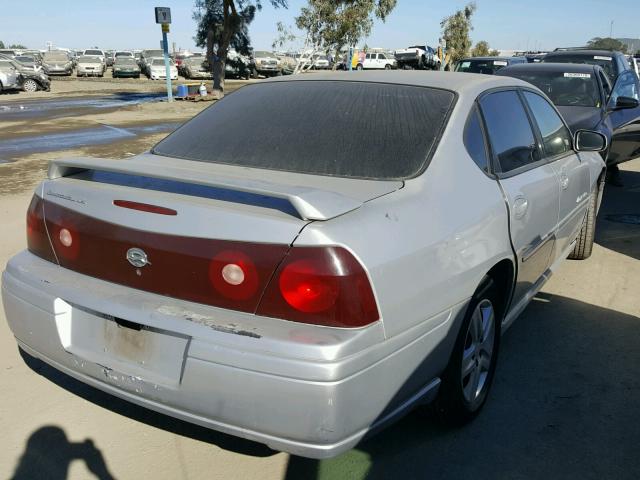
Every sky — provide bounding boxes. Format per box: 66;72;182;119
1;0;638;53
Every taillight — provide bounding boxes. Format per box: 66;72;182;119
26;195;57;263
257;247;379;328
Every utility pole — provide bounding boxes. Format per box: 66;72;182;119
155;7;173;102
610;20;614;38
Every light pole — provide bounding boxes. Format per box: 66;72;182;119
155;7;173;102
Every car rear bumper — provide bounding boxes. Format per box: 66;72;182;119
2;251;459;458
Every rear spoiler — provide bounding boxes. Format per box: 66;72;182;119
47;157;363;221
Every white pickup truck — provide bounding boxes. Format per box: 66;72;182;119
394;45;441;70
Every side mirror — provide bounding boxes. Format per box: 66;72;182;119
614;96;640;109
574;130;608;152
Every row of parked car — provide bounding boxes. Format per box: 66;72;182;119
452;47;640;184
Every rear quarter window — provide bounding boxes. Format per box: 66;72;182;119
152;81;456;180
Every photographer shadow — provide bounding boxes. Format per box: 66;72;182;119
11;426;115;480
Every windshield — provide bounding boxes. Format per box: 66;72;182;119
78;56;100;64
542;54;617;82
185;58;204;66
455;59;509;74
43;52;68;61
254;51;272;58
115;51;133;57
14;56;34;63
152;59;173;66
115;58;137;65
507;71;601;107
152;81;455;180
84;50;103;56
144;50;164;57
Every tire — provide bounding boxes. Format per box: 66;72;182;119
384;64;391;70
0;80;3;93
568;180;601;260
23;79;39;92
356;64;363;71
431;276;502;425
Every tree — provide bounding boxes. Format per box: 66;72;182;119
193;0;287;95
295;0;397;71
440;2;476;67
488;49;500;56
0;40;4;49
470;40;489;57
587;37;627;53
9;44;26;49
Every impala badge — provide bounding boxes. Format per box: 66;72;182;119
126;248;150;268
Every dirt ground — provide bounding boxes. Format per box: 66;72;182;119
0;77;639;479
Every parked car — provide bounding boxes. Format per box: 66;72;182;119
82;49;106;66
147;58;178;80
0;58;24;92
76;56;105;77
0;49;18;58
112;57;141;78
455;56;527;74
13;55;41;70
361;52;397;70
311;55;331;70
0;55;49;92
105;50;115;67
542;49;632;84
497;63;640;168
252;51;282;77
140;49;165;75
394;45;440;70
2;72;607;459
173;53;191;74
41;50;73;76
182;57;212;80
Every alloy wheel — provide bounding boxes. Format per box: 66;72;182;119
461;298;495;408
23;79;38;92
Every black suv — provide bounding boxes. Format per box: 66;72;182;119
542;49;632;83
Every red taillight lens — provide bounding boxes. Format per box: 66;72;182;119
26;195;57;263
257;247;379;328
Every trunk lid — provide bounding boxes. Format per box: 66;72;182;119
39;154;401;313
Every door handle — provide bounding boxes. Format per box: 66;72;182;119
513;196;529;219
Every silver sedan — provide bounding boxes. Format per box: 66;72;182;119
2;72;606;458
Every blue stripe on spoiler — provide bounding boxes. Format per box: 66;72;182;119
71;170;302;219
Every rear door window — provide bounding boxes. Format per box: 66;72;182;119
479;90;540;173
153;81;455;180
523;92;573;157
464;106;489;173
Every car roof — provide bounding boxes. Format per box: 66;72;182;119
262;71;534;98
546;49;622;58
497;62;601;74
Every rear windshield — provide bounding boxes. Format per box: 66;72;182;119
456;59;510;74
542;54;617;81
84;50;103;56
504;70;601;107
152;81;454;180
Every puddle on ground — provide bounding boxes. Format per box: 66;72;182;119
0;93;166;120
0;122;179;159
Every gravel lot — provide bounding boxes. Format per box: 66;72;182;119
1;76;639;480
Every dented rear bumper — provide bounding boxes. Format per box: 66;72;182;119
2;250;452;458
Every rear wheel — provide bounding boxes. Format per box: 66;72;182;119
431;276;501;425
384;64;391;70
23;79;39;92
568;180;601;260
356;64;363;71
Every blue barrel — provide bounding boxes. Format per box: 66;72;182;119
176;84;188;97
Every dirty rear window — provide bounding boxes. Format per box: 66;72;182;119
152;81;455;180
